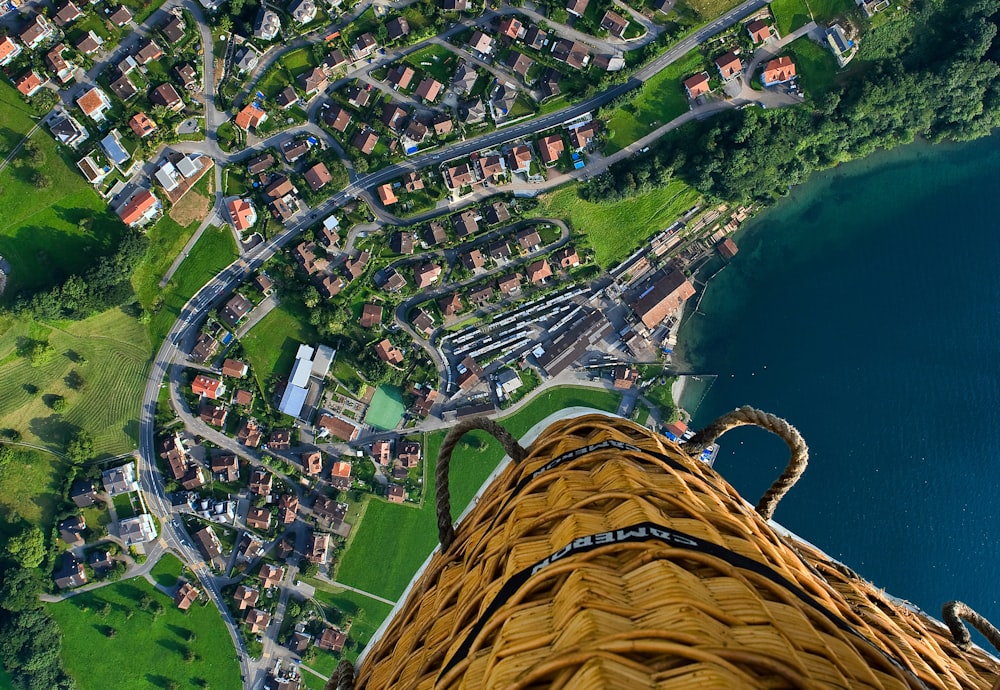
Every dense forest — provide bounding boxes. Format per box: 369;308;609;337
582;0;1000;203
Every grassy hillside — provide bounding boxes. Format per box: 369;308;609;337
0;446;66;541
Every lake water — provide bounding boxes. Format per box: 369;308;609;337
676;133;1000;627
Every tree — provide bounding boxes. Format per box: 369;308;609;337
31;172;51;189
0;446;12;471
0;568;42;612
6;527;45;568
105;626;117;638
50;396;68;413
216;15;232;33
28;341;55;367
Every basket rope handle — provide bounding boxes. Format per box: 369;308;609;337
682;405;808;520
942;601;1000;653
437;417;528;551
325;658;354;690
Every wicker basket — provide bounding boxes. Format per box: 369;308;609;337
350;413;1000;689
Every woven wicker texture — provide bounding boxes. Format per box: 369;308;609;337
354;414;1000;689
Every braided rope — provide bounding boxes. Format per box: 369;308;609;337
436;416;528;551
943;601;1000;653
325;658;355;690
682;405;808;520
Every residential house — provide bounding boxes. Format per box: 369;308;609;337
129;112;157;138
190;332;218;363
483;201;510;225
488;240;512;262
265;175;296;201
313;496;346;523
507;144;533;174
351;129;378;155
403;171;424;192
439;292;463;316
77;155;107;185
761;56;796;86
414;77;442;102
497;273;522;296
255;273;274;294
281;137;311;163
303;162;332;191
134;39;163;64
613;364;640;389
554;246;580;268
352;32;378;59
192;374;225;399
505;51;534;81
452;62;478;94
211;454;240;482
109;5;133;26
452;209;478;237
461;249;485;271
301;450;323;475
276;86;298;109
174;582;199;610
260;564;285;590
235;104;268;131
442;0;468;9
254;10;281;40
119;514;157;545
433;113;454;135
279;494;299;524
425;221;447;246
235;46;261;73
405;117;428;142
161;13;185;41
299;66;327;95
109;73;137;101
381;103;407;132
478;154;505;182
234;585;260;610
539;68;561;98
290;0;317;23
412;308;434;336
376;339;404;365
524;25;548;50
200;402;228;427
569;121;599;150
627;268;696;329
88;549;114;574
46;44;74;83
386;15;409;41
346;83;372;108
77;87;112;122
344;250;370;281
377;183;398;206
70;479;98;507
600;10;629;38
268;428;291;450
15;70;45;97
151;82;184;111
413;262;441;288
390;231;414;254
715;50;742;80
306;532;329;563
117;189;160;227
746;19;773;43
552;39;589;69
247;153;275;174
388;484;405;503
537;134;564;165
499;16;524;40
238;418;263;447
382;268;407;292
360;303;383;328
468;30;494;55
174;63;198;90
233;389;254;406
19;14;53;49
566;0;588;17
59;515;86;546
54;553;87;589
317;414;360;442
228;198;257;232
246;507;271;531
398;441;421;468
317;626;347;653
527;258;552;284
322;49;347;71
322;103;351;131
249;468;273;496
516;227;542;251
247;608;271;634
0;36;23;67
456;355;484;391
683;72;710;99
412;387;438;416
446;163;476;189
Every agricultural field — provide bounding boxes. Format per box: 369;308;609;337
49;567;241;690
605;49;710;151
0;309;150;455
0;446;66;541
241;303;320;390
0;83;125;302
335;387;622;601
771;0;812;35
538;180;701;268
145;225;239;346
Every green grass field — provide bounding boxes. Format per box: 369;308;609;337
403;45;459;84
606;49;709;151
131;216;206;313
538;181;702;268
0;309;150;455
681;0;746;20
784;37;839;97
805;0;855;22
0;446;66;540
771;0;812;35
146;225;238;346
149;553;184;589
300;582;394;670
364;385;405;430
241;303;320;389
49;573;241;690
0;84;125;301
0;79;39;157
335;387;621;601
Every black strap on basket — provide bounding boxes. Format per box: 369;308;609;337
436;417;528;551
682;405;809;519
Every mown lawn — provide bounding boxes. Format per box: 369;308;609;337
147;225;238;346
0;79;39;156
0;309;150;455
240;303;319;389
784;37;839;98
334;387;621;601
771;0;812;35
131;215;203;312
300;582;394;669
49;575;240;690
150;553;185;589
806;0;856;22
605;49;709;151
0;446;66;541
538;181;702;268
404;44;459;84
0;83;125;301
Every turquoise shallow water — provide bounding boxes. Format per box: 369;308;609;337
677;134;1000;624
